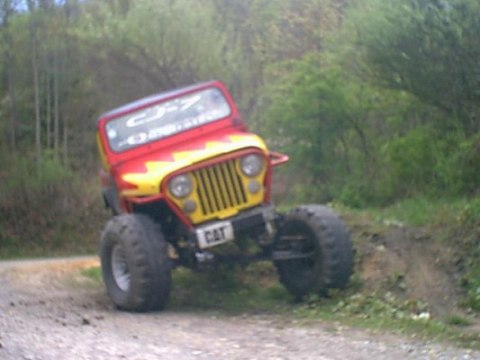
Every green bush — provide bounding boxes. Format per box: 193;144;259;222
458;198;480;311
381;128;437;198
0;154;106;257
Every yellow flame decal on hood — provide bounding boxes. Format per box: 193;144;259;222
120;134;268;197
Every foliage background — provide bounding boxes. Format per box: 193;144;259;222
0;0;478;300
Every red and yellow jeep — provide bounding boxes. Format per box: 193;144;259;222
96;80;353;311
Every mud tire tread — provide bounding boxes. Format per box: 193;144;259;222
100;214;172;312
274;205;353;299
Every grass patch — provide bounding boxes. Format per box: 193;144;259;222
169;262;293;313
461;265;480;312
330;197;479;230
81;266;103;283
445;314;474;327
283;291;480;350
358;197;474;227
0;245;96;260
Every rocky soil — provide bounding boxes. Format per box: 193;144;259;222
0;256;478;360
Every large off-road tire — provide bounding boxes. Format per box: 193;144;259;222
274;205;353;299
100;214;172;312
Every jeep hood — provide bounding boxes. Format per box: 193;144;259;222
116;131;268;197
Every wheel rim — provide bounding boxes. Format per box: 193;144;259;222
111;243;130;292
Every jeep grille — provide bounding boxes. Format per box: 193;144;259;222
192;160;248;216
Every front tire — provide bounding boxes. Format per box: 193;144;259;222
274;205;353;299
100;214;172;312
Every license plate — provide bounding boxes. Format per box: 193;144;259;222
196;221;234;249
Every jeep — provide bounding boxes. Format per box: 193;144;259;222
96;80;353;311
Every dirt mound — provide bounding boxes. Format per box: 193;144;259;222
350;220;463;318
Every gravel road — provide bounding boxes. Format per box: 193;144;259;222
0;257;478;360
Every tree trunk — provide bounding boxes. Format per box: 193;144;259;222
53;44;60;161
63;116;68;168
27;0;42;169
6;52;17;155
1;0;17;154
45;64;51;150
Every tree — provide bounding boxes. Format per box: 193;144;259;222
211;0;347;119
343;0;480;134
26;0;43;168
261;55;352;201
77;0;231;107
260;0;480;204
0;0;20;154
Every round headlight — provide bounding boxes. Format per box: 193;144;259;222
169;174;193;198
240;154;264;177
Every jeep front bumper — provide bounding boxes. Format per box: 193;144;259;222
193;205;276;249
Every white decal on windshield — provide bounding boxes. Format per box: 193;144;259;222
148;124;176;140
127;132;148;145
126;106;166;128
180;94;201;111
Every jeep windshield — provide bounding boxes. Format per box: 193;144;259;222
105;87;231;152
